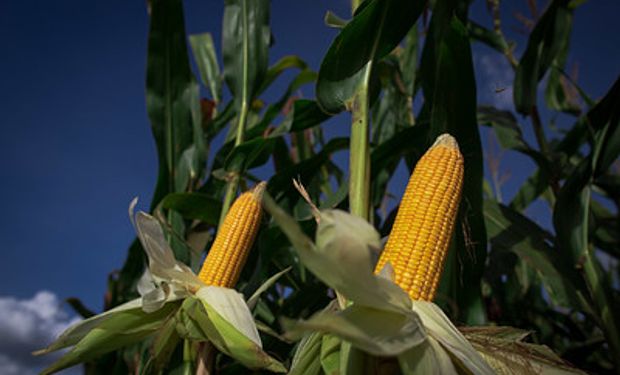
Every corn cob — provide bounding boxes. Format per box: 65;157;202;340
375;134;464;301
198;182;266;287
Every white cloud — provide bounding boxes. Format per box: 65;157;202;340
477;53;514;110
0;291;82;375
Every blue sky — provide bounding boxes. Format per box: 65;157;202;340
0;0;618;373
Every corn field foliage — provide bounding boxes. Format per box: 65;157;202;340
37;0;620;374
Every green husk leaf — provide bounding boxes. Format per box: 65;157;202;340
398;336;459;375
195;286;261;346
34;298;143;355
289;332;324;375
411;302;495;375
38;301;179;375
181;295;286;372
263;194;411;313
284;303;424;356
320;334;342;374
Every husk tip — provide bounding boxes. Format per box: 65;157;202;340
251;181;267;200
432;133;459;150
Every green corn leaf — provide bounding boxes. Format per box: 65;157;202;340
399;22;419;99
161;192;222;225
146;0;204;206
588;76;620;176
545;50;581;116
189;32;222;104
247;267;291;310
289;332;324;375
223;0;270;109
553;76;620;364
467;20;509;55
510;115;589;210
268;138;349;197
514;0;573;114
324;10;348;29
478;106;550;170
316;0;424;114
420;5;487;324
257;55;308;96
270;100;331;137
483;200;583;308
320;334;341;374
225;137;275;173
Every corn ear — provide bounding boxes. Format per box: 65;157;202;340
375;134;464;301
198;182;266;287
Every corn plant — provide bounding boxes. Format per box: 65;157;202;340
35;0;619;374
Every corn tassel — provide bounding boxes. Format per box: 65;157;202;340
198;182;266;287
375;134;464;301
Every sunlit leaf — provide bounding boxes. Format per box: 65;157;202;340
324;10;348;29
223;0;270;108
181;296;286;372
38;302;179;374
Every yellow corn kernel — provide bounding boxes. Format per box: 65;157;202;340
197;182;266;288
375;134;464;301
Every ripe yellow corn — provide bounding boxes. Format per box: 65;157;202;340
197;182;266;288
375;134;464;301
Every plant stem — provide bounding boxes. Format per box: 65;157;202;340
583;246;620;373
219;100;249;226
181;339;194;374
349;84;371;220
219;0;250;227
